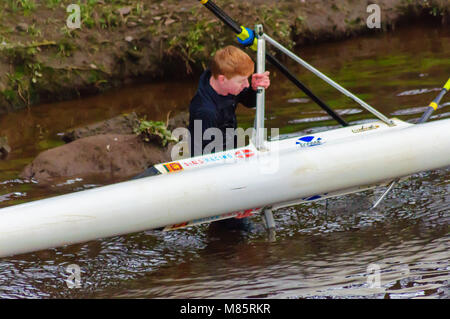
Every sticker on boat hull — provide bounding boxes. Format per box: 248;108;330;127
235;149;255;159
351;124;380;133
302;193;329;201
158;148;257;173
163;208;261;231
296;136;324;148
163;162;184;173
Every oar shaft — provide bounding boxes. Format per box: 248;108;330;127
418;78;449;123
199;0;241;33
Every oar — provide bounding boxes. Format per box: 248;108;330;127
372;78;450;209
417;78;450;123
197;0;349;127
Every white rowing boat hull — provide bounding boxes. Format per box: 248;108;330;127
0;118;449;257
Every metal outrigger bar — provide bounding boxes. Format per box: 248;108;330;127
252;25;449;221
371;179;398;210
253;25;277;238
252;23;393;235
261;33;394;126
263;206;276;241
252;24;393;234
253;24;266;150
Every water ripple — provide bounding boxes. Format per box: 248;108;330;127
397;88;441;96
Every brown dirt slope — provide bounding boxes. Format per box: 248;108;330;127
0;0;448;113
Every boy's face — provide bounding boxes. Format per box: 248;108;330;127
220;74;250;96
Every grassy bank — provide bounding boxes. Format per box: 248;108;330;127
0;0;448;114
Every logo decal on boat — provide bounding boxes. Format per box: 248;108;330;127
234;208;256;219
235;149;255;159
182;159;205;167
304;195;322;201
167;222;188;230
296;136;324;148
163;208;261;231
183;153;234;167
351;124;380;133
164;149;255;171
302;193;328;201
163;162;184;172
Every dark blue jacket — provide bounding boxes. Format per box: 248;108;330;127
188;70;256;156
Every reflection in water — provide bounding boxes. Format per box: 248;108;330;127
0;24;449;298
397;88;442;96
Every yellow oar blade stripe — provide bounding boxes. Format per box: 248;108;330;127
429;102;438;111
237;26;249;41
200;0;209;4
444;78;450;91
250;38;258;51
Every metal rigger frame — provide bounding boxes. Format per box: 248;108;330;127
252;24;395;238
253;26;449;229
252;23;394;145
198;0;448;237
198;0;393;238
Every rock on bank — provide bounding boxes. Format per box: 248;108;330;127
20;134;172;185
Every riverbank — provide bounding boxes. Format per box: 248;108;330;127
0;0;449;113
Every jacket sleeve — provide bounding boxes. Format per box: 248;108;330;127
236;87;257;109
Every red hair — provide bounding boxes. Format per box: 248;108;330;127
210;46;254;79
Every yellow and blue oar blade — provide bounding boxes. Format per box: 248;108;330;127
418;77;450;123
198;0;257;50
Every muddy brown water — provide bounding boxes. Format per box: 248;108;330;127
0;24;449;299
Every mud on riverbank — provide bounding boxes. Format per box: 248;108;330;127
0;0;448;113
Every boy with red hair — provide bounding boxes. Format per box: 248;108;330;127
188;45;270;156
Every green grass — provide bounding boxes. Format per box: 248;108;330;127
45;0;63;9
6;0;36;14
37;139;65;151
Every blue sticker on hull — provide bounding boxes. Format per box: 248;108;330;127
296;136;324;148
303;193;329;201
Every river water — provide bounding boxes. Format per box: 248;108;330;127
0;24;449;299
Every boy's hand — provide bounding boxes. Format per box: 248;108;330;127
251;71;270;91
